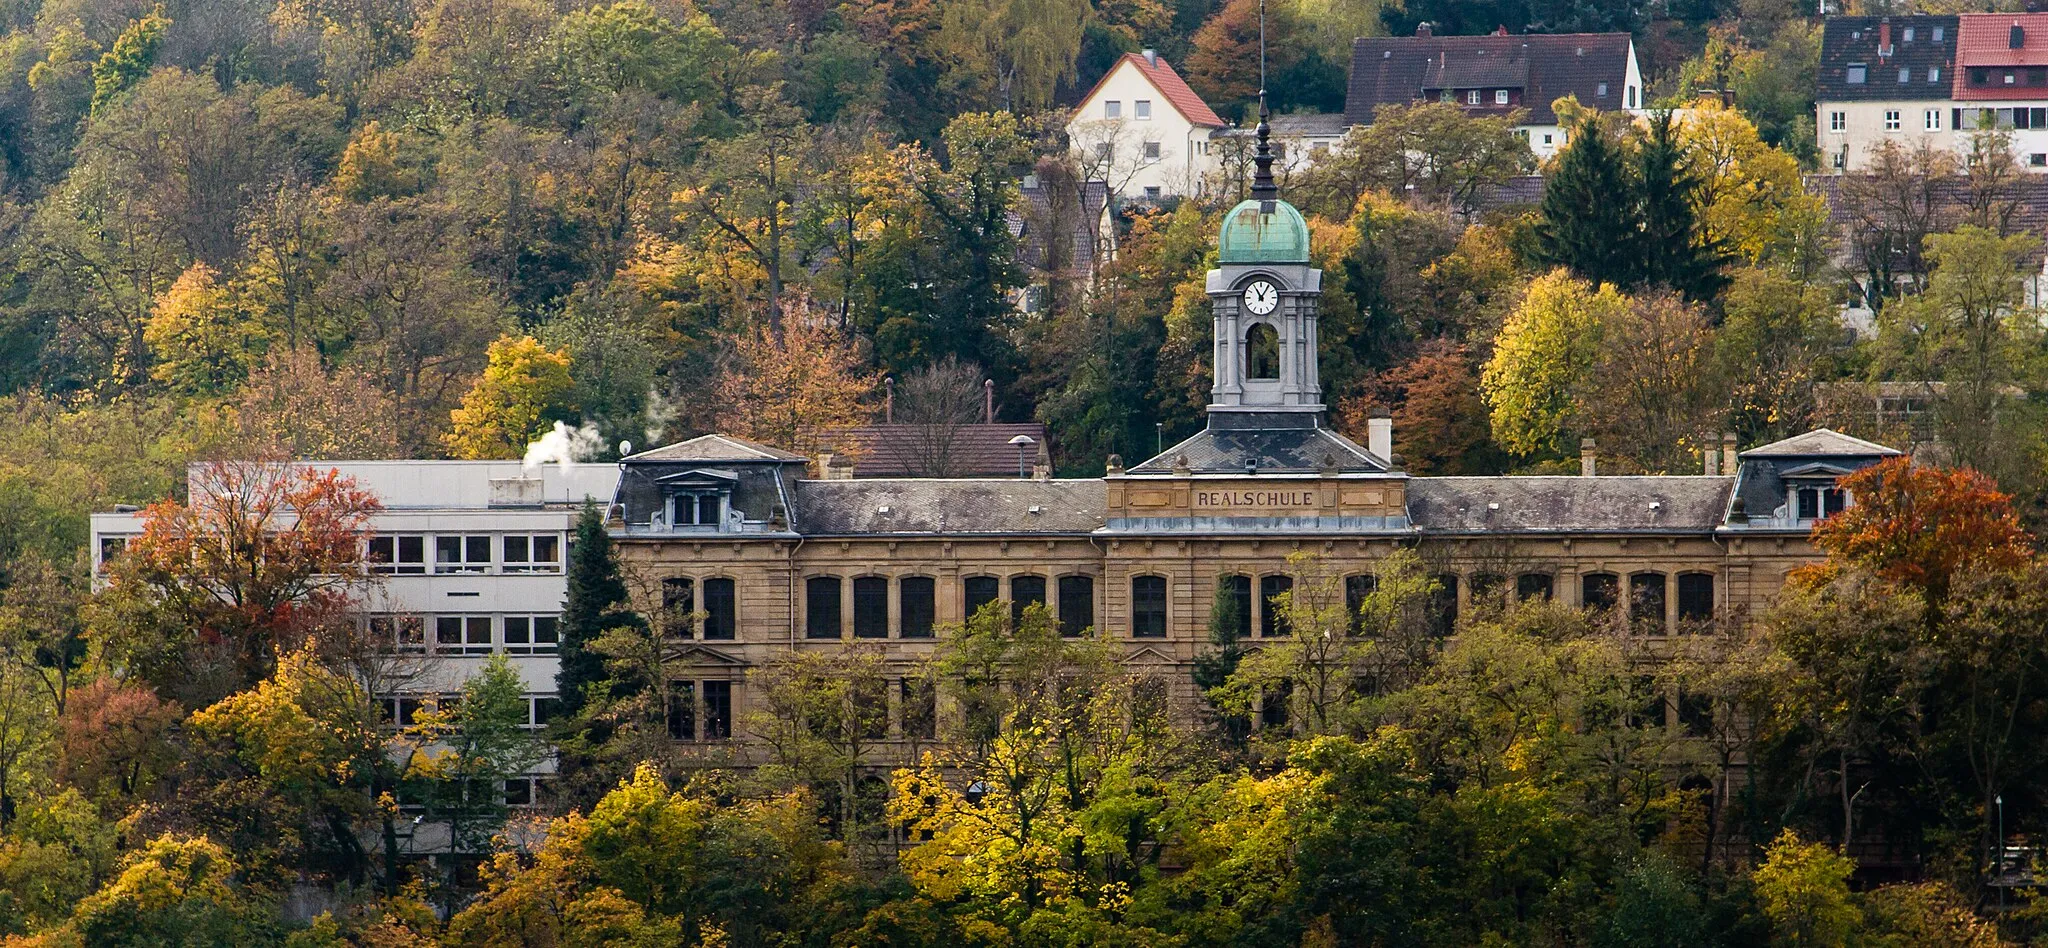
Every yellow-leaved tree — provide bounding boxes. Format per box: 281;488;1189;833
1480;269;1626;459
144;262;273;397
1675;101;1833;278
712;300;878;459
444;335;576;460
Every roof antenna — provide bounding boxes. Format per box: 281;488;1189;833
1252;0;1278;213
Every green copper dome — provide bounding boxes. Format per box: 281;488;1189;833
1217;198;1310;264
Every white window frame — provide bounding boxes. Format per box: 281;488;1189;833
1104;99;1121;119
501;533;561;573
435;614;494;655
434;534;492;573
502;615;561;655
1494;89;1508;105
370;614;427;654
1466;89;1480;105
1925;109;1941;131
1830;111;1846;132
1134;99;1152;120
1884;110;1901;130
670;492;726;530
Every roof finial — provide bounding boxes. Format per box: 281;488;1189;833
1251;0;1277;211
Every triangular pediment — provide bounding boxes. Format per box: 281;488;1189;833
1120;645;1180;666
669;644;746;666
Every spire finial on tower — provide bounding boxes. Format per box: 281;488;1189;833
1251;0;1277;211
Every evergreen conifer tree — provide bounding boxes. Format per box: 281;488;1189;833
1636;111;1729;301
1533;116;1641;288
555;501;641;719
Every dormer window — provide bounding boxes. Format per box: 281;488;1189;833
672;492;725;529
1847;63;1867;84
1796;486;1848;521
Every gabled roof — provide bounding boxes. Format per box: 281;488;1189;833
1127;425;1389;475
792;479;1106;534
625;434;807;463
1075;52;1226;128
1956;13;2048;70
1816;16;1956;102
1739;428;1902;458
817;423;1052;478
1345;32;1633;127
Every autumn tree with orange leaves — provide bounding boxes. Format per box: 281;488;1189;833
1765;456;2048;870
712;299;880;462
92;461;381;708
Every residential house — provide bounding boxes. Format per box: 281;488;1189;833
1345;25;1643;159
1066;50;1228;200
1816;16;1960;171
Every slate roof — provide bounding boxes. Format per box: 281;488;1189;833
1012;180;1109;276
1127;425;1388;475
1076;52;1226;128
1738;427;1903;458
1816;16;1957;102
1806;172;2048;268
1407;476;1734;534
626;434;807;463
1345;33;1633;127
817;423;1052;478
792;479;1107;534
1469;174;1547;215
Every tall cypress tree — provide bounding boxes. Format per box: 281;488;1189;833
1533;116;1642;288
1636;111;1729;301
555;501;641;719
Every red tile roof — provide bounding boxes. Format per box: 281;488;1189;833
1953;13;2048;100
1075;53;1227;128
818;423;1052;478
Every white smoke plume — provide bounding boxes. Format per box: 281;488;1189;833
523;421;604;472
643;386;679;447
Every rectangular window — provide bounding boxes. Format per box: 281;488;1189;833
2018;108;2032;130
1627;86;1637;108
1104;100;1121;118
1219;574;1252;640
1930;67;1941;82
1629;574;1668;634
1885;110;1901;130
901;678;936;740
1830;111;1845;132
1516;573;1554;601
1543;133;1554;145
2006;71;2017;85
900;577;935;638
1142;140;1160;159
853;576;889;638
1926;109;1941;131
1582;572;1620;611
372;615;426;653
1955;108;1964;131
1143;185;1162;199
1494;89;1508;104
1466;89;1481;104
435;535;491;573
1677;573;1715;624
662;577;694;637
964;576;1000;621
96;535;130;573
1974;67;1989;84
1057;575;1094;637
501;534;560;572
1132;575;1168;638
2033;107;2046;128
673;493;722;527
1430;574;1458;636
1903;26;1914;41
504;778;534;807
1010;575;1046;625
702;578;736;640
667;681;695;740
369;535;426;574
1933;26;1944;41
1259;575;1293;636
1899;66;1910;83
1345;574;1377;634
1596;82;1609;97
436;615;493;654
1847;63;1866;84
806;577;842;639
502;615;558;655
1134;99;1151;119
702;681;732;739
2033;153;2046;167
1260;680;1291;729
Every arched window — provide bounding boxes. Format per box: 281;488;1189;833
1245;323;1280;379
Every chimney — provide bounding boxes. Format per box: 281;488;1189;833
1879;19;1892;58
984;379;995;424
1033;440;1052;481
1580;438;1598;477
1703;446;1718;476
1416;21;1432;37
884;377;895;424
1367;415;1394;464
2015;22;2027;49
816;451;834;479
1142;48;1158;66
1721;432;1738;476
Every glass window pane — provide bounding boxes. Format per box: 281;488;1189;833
900;577;935;638
1582;573;1619;611
533;616;558;646
1517;573;1554;602
1219;574;1251;640
667;681;695;740
965;576;1000;621
1132;575;1167;638
1058;575;1094;636
1630;574;1667;634
703;579;736;640
806;577;842;639
503;535;529;563
703;681;732;739
1010;575;1046;625
1677;573;1714;625
466;535;490;563
699;495;721;527
1259;575;1293;636
533;535;559;565
663;578;695;638
854;577;889;638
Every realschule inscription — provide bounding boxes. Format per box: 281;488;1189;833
1195;489;1319;508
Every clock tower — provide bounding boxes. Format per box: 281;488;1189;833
1207;113;1322;427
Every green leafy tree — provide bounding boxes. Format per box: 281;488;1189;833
1533;114;1641;288
1634;111;1728;301
1751;829;1859;948
1480;268;1625;459
89;7;169;114
402;655;545;909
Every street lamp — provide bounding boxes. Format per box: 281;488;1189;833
1009;435;1036;479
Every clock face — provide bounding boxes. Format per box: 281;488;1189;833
1242;280;1279;316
